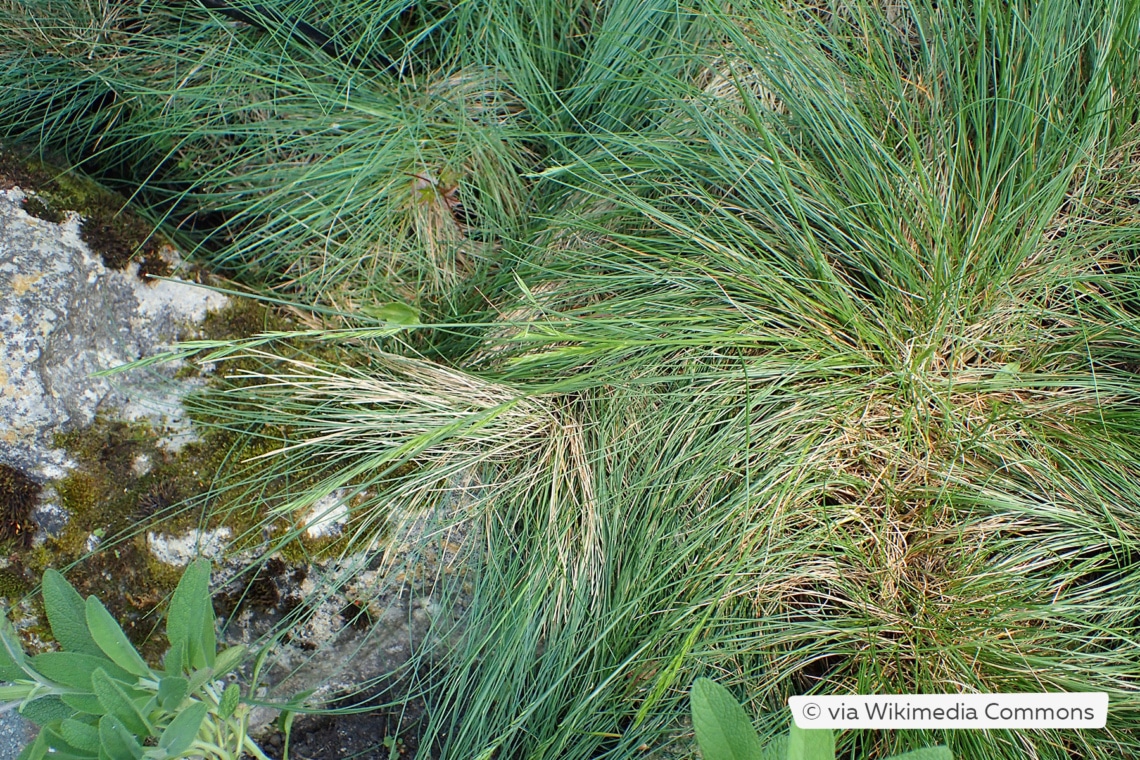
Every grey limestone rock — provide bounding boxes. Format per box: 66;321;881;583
0;188;227;480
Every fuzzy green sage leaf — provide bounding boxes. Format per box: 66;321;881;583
91;668;152;737
59;719;101;754
60;693;103;716
157;676;189;712
19;695;74;726
218;682;240;720
166;559;214;670
787;724;835;760
212;645;247;679
41;570;101;657
98;715;143;760
31;652;135;689
85;597;151;677
39;726;96;760
159;701;208;756
691;678;764;760
0;620;27;681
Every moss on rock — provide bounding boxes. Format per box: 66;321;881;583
27;350;376;652
0;464;39;547
0;144;172;279
0;566;31;599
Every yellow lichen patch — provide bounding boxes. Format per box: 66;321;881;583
9;272;43;296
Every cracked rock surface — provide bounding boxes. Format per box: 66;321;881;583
0;188;227;480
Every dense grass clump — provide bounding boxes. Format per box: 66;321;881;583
2;1;1139;758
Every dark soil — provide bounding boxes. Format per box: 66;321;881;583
0;148;44;193
261;676;441;760
265;711;406;760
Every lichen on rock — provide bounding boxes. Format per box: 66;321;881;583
0;147;237;648
0;184;228;479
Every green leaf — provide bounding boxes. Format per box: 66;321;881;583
166;560;214;670
60;718;102;754
91;669;152;738
158;701;207;756
19;695;75;726
690;678;764;760
42;570;101;656
199;606;216;669
0;619;27;681
360;301;420;326
163;640;186;677
31;652;135;689
759;736;788;760
787;723;835;760
15;733;47;760
212;645;246;678
84;598;151;677
157;676;189;711
186;665;213;695
218;682;240;720
0;684;35;701
39;726;98;760
98;715;143;760
886;748;954;760
60;693;104;715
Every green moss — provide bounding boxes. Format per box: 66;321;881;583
27;396;377;649
200;296;294;340
29;417;232;654
0;144;171;278
173;298;300;383
0;143;391;652
19;194;63;223
0;567;31;601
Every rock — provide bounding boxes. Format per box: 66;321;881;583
0;171;228;751
0;187;228;480
28;485;68;542
213;512;475;738
0;158;476;754
148;527;233;567
0;710;36;760
303;489;351;539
